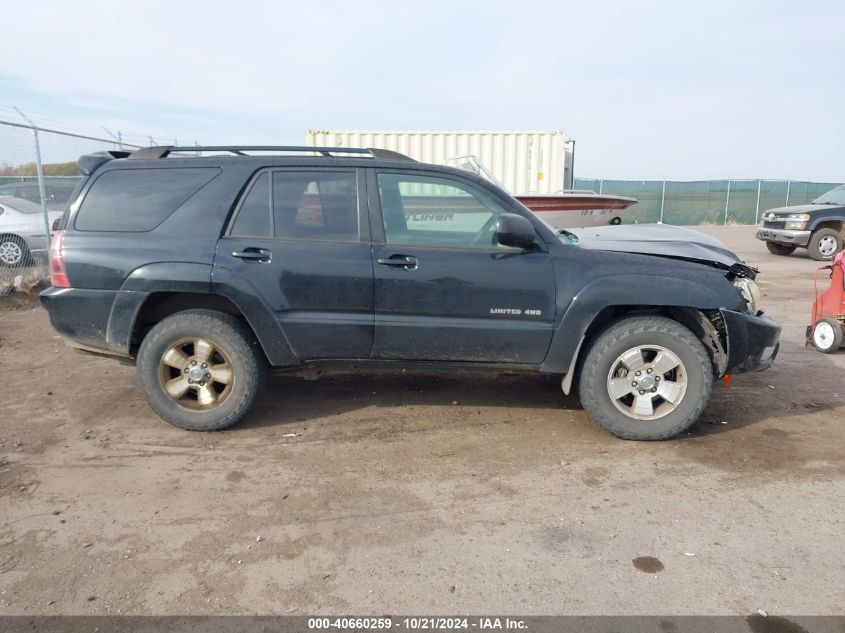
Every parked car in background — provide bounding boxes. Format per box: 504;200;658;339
41;146;780;441
0;196;63;266
0;181;79;211
756;184;845;261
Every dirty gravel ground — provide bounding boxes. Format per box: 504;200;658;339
0;227;843;616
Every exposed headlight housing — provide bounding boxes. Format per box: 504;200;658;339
733;277;761;314
784;213;810;230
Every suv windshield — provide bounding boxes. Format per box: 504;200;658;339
812;185;845;205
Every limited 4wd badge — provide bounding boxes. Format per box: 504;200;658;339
490;308;542;316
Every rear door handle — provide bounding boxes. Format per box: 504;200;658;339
377;255;418;270
232;248;272;262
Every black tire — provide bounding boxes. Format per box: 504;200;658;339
0;235;32;267
807;228;843;261
578;316;713;441
765;242;796;256
136;309;266;431
810;318;844;354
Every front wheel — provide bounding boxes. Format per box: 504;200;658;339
578;316;713;440
136;309;266;431
807;228;843;261
765;242;796;256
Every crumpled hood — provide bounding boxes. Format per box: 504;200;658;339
567;223;744;269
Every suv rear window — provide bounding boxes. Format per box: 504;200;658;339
74;167;220;232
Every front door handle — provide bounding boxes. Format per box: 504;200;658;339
232;248;272;262
377;255;418;270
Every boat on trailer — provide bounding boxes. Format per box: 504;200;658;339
448;155;638;229
515;190;638;229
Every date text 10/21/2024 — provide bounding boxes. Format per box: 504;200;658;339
307;617;528;630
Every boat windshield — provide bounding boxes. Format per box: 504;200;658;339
446;155;506;189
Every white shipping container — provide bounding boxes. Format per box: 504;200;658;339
306;130;573;195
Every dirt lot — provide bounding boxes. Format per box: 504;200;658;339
0;226;843;616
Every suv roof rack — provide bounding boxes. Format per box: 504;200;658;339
127;145;415;161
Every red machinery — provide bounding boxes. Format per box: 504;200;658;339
808;251;845;353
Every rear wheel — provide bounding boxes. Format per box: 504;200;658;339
765;242;796;256
578;316;713;440
811;318;844;353
136;309;266;431
0;236;31;267
807;228;843;261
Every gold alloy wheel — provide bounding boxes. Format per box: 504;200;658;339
158;338;234;410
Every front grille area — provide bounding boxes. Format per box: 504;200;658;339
763;220;785;229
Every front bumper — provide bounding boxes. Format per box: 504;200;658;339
756;228;811;247
721;309;781;374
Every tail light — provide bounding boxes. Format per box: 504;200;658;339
49;229;70;288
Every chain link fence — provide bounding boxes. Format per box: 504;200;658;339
0;108;152;297
574;178;842;225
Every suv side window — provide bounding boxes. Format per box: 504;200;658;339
273;171;358;242
377;173;511;248
230;173;271;237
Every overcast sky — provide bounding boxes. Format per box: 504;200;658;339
0;0;842;180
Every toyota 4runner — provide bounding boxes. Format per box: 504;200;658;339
41;146;781;440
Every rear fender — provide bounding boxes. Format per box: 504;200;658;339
114;262;298;366
106;262;214;353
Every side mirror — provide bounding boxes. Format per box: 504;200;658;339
496;213;536;248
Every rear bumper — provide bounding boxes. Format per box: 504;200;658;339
721;308;781;374
40;286;145;358
756;228;811;247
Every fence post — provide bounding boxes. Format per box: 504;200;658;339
659;180;666;223
13;107;52;248
724;179;731;225
754;179;762;224
785;180;791;207
598;179;603;194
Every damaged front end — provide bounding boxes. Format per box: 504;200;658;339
565;224;781;375
693;307;780;376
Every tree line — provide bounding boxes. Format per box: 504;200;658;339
0;161;79;177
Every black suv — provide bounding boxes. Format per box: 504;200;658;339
41;146;781;440
756;184;845;261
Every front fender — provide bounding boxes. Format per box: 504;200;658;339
541;272;739;373
806;211;844;233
